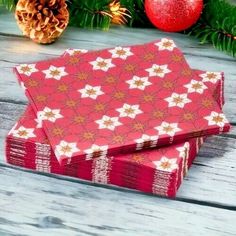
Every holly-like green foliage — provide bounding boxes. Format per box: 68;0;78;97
67;0;111;29
1;0;235;57
187;0;236;57
0;0;17;10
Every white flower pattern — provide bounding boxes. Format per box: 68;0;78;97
109;47;133;60
153;157;178;172
78;85;104;99
126;76;152;90
145;64;171;78
199;72;222;84
204;111;228;127
116;103;143;118
16;64;38;76
155;122;182;136
165;93;191;108
89;57;115;71
95;115;122;131
155;38;177;51
55;141;80;158
184;80;207;94
65;48;88;55
12;126;36;139
43;65;68;80
37;107;63;122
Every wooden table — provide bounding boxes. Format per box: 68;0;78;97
0;9;236;236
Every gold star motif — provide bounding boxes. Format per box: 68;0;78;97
57;84;68;92
206;73;217;80
154;68;164;74
202;98;213;108
182;69;192;76
160;161;171;170
163;41;172;48
143;94;154;102
173;96;183;104
112;135;124;144
75;72;88;81
44;111;55;118
21;65;31;73
61;145;72;154
116;49;126;56
36;95;47;102
172;54;182;62
97;61;107;68
212;115;224;123
66;100;77;108
163;126;174;133
133;122;145;131
162;81;173;89
114;91;125;100
103;119;114;127
73;51;83;56
143;53;155;61
83;131;95;140
134;80;144;87
50;69;60;77
125;107;135;115
86;88;96;96
27;79;38;87
94;103;106;111
106;76;116;84
73;115;85;124
18;130;28;137
68;56;80;65
125;64;136;72
51;127;64;137
153;110;164;119
192;83;202;90
183;112;194;121
131;154;144;163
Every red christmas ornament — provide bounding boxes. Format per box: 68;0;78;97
145;0;203;32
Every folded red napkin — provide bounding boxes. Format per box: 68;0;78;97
6;45;225;197
14;39;230;166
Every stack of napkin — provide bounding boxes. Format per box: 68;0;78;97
5;39;230;197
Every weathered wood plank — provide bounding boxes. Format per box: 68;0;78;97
0;166;236;236
0;9;235;61
0;101;236;207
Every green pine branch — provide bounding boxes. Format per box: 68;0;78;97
186;0;236;57
0;0;17;10
120;0;151;27
67;0;112;29
1;0;235;57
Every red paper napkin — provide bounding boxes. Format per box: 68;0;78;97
6;46;225;197
14;39;230;167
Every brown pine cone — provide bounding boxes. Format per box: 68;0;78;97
15;0;69;44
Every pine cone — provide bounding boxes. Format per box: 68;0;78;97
15;0;69;44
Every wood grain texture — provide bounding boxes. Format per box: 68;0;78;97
0;9;236;236
1;167;236;236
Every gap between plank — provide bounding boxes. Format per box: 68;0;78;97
0;162;235;211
